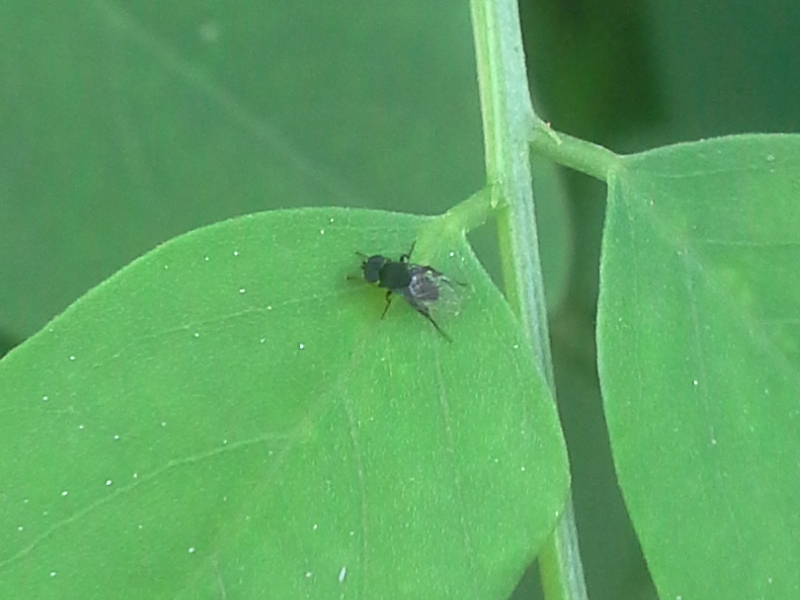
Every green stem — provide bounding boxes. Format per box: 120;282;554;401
469;1;589;600
441;188;494;235
529;122;618;182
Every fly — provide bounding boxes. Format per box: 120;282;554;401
357;242;459;341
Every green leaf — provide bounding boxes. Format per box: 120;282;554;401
598;134;800;599
0;207;569;599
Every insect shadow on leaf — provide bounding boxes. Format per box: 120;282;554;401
353;242;463;342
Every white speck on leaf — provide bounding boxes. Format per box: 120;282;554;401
105;480;113;486
69;355;76;361
299;343;305;350
239;288;246;294
50;571;57;577
338;566;347;583
233;250;239;256
61;491;68;497
188;547;196;554
42;395;48;402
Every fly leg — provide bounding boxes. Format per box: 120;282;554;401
414;305;452;343
400;241;416;263
380;290;394;319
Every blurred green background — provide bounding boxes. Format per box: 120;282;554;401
2;0;799;598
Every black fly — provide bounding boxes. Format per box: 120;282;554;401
357;242;458;341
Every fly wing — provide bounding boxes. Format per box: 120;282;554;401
406;266;465;316
393;263;467;340
407;267;441;302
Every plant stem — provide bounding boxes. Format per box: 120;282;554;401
469;1;589;600
529;122;618;182
441;188;493;234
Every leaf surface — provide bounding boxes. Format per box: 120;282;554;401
598;134;800;600
0;207;569;599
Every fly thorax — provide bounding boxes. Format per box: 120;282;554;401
380;262;412;289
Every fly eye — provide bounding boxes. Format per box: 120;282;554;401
362;255;385;283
